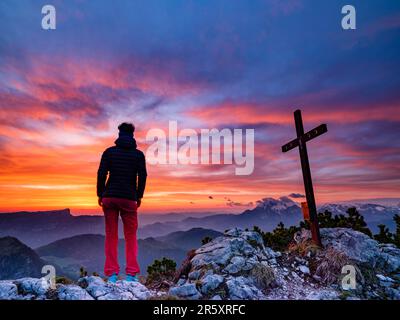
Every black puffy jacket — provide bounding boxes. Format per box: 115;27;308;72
97;135;147;201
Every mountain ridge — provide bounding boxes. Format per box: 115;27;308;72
1;197;399;247
32;227;221;279
0;237;46;280
1;227;399;300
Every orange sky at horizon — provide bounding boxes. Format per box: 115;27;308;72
1;64;399;214
1;132;399;215
1;2;400;214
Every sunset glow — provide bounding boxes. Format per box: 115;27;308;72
0;1;399;214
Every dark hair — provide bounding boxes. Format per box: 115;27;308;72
118;122;135;134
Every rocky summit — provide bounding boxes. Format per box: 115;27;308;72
0;276;154;300
168;227;399;300
0;227;399;300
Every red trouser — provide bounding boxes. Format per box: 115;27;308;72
102;197;140;276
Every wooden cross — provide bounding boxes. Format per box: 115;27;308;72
282;109;328;247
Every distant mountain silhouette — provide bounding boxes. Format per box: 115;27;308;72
139;212;216;225
319;203;398;232
155;227;223;251
0;209;216;247
0;209;104;247
0;237;46;280
33;228;217;280
36;233;187;279
138;197;400;236
139;197;303;237
1;198;399;247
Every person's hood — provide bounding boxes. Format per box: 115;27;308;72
114;133;137;149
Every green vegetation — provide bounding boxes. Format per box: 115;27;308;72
313;247;351;285
79;266;88;278
305;207;372;237
55;276;73;285
251;207;399;299
372;214;400;247
146;257;177;285
201;236;212;245
254;223;299;251
374;224;394;244
288;239;320;257
393;214;400;248
250;263;276;288
248;238;263;250
254;208;400;250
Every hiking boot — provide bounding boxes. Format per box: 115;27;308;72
126;274;138;282
108;273;118;283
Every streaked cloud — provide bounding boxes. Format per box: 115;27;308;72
0;0;399;213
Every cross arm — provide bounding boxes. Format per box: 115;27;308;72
281;124;328;153
282;137;299;153
304;123;328;142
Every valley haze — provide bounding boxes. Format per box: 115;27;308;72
1;197;399;247
1;196;399;281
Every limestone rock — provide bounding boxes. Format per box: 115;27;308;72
2;227;399;301
169;283;202;300
0;281;18;300
78;276;108;299
321;228;400;272
306;290;339;300
297;265;310;274
200;274;224;294
117;280;152;300
58;284;94;300
14;277;51;296
226;276;265;300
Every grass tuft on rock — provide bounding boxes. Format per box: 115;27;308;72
250;263;276;289
314;247;351;285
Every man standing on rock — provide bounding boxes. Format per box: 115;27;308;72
97;123;147;283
